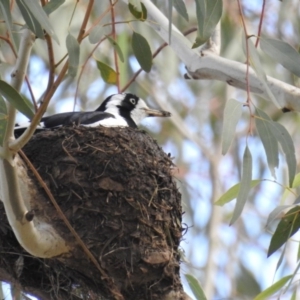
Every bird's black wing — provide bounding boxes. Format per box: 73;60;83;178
42;111;115;128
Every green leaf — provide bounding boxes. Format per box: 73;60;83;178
194;0;223;46
0;95;7;146
107;36;125;63
260;37;300;78
221;98;243;155
247;37;281;108
16;0;44;39
292;173;300;188
185;274;207;300
89;25;104;44
230;146;252;224
128;2;147;21
25;0;58;43
215;180;260;206
266;205;292;228
0;80;34;119
253;275;292;300
96;61;117;84
0;0;17;51
269;122;296;187
291;290;297;300
66;34;80;77
268;206;300;257
255;108;279;177
132;31;152;73
173;0;189;21
43;0;65;15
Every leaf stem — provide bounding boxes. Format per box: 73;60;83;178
255;0;266;48
110;0;120;91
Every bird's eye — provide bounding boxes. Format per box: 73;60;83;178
130;98;136;105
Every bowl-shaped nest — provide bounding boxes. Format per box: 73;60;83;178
0;126;183;300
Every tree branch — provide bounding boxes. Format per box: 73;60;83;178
132;0;300;112
0;29;70;258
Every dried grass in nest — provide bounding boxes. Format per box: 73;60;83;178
0;126;183;299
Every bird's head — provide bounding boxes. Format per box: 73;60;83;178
96;93;171;127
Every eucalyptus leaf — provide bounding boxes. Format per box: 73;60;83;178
89;25;104;44
253;275;292;300
0;0;17;51
173;0;189;21
215;180;260;206
194;0;222;46
128;2;147;20
185;274;207;300
132;31;152;73
268;206;300;257
247;38;281;108
24;0;59;43
0;80;34;119
43;0;65;15
66;34;80;77
96;60;117;84
269;122;296;187
0;95;7;146
221;98;243;155
266;205;292;228
107;37;125;63
255;108;279;177
292;173;300;188
261;37;300;78
230;146;252;224
16;0;44;39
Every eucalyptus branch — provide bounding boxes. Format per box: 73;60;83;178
9;62;69;151
129;0;300;112
110;0;120;91
0;28;69;258
255;0;266;47
3;29;35;158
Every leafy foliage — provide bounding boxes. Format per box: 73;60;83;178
193;0;222;47
96;61;117;84
132;31;152;72
0;80;34;119
221;98;243;155
185;274;207;300
230;146;252;224
268;206;300;257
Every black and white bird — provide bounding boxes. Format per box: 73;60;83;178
14;93;171;135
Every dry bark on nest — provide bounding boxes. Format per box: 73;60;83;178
0;126;184;299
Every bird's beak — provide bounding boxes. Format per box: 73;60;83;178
143;108;171;118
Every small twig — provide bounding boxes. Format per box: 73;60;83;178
0;35;17;57
44;32;55;97
237;0;253;135
82;5;113;39
77;0;94;43
255;0;266;48
9;62;69;151
109;0;120;91
121;27;197;92
73;36;107;110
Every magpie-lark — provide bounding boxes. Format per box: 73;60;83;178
14;93;171;135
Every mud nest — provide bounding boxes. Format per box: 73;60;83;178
0;126;183;300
